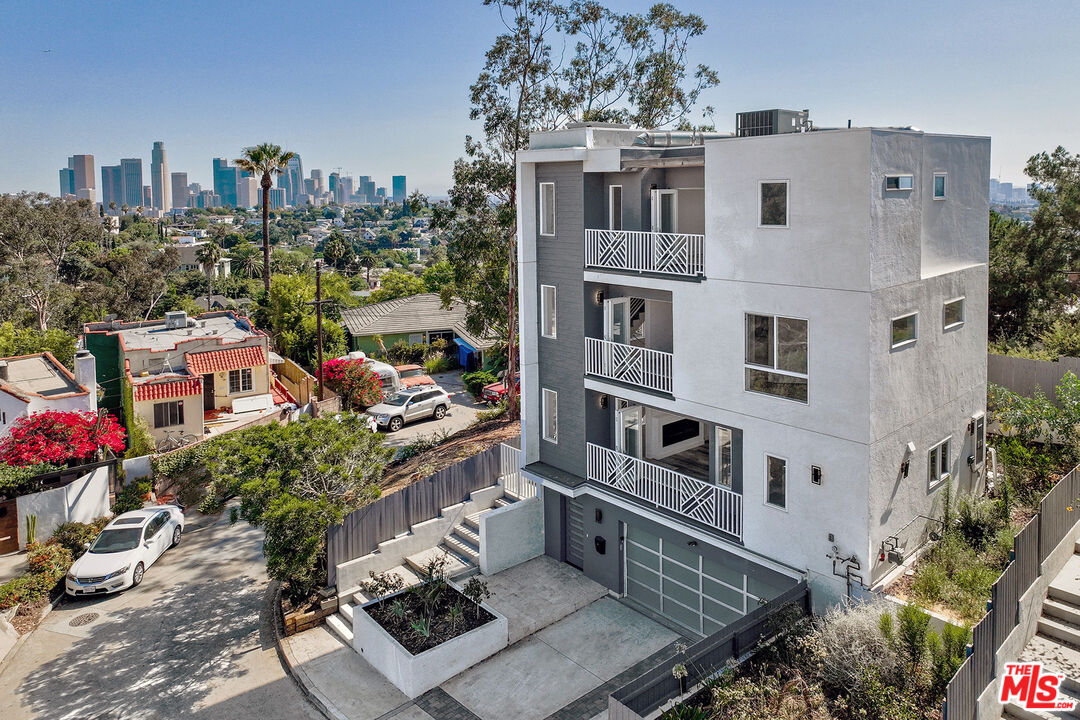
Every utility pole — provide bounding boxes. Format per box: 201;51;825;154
313;260;326;401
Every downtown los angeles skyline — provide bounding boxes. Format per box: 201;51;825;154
2;0;1078;197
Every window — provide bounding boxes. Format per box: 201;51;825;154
539;182;555;236
759;181;788;226
744;313;808;402
153;401;184;428
943;297;965;329
542;388;558;443
541;284;557;338
933;173;947;199
928;438;951;489
609;185;623;231
886;175;914;191
765;455;786;509
974;415;986;466
228;368;253;394
715;427;733;487
891;312;918;348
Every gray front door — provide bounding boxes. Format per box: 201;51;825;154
566;499;585;569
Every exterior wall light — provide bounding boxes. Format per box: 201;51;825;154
594;289;605;305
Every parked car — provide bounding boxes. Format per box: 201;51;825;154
481;372;520;405
366;385;451;432
65;506;185;597
394;364;436;389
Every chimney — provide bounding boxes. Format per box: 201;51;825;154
74;350;98;412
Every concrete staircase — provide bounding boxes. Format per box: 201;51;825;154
1004;545;1080;719
326;495;517;646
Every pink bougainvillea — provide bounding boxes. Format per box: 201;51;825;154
0;411;126;467
322;358;383;410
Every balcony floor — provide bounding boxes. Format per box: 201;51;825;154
651;443;710;481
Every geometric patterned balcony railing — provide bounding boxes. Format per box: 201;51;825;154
585;228;705;278
586;442;742;540
585;337;673;395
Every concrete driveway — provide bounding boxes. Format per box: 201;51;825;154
0;509;320;720
380;371;488;449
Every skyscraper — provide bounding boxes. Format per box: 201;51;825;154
392;175;406;203
120;158;143;208
150;141;171;211
101;165;122;211
142;186;152;208
328;172;339;198
67;155;95;201
310;169;324;195
267;187;287;210
59;168;75;197
238;176;260;209
213;158;240;207
286;155;303;205
171;172;189;210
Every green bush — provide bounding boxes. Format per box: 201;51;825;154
112;479;152;514
0;463;62;497
386;340;428;365
49;518;110;558
954;492;1004;551
0;571;61;610
911;563;948;605
473;401;508;424
26;542;71;577
423;353;454;375
125;415;156;459
462;370;498;397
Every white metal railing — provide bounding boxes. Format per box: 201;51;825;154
585;228;705;277
499;442;536;499
585;337;673;394
587;443;742;539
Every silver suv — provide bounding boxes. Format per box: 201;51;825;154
366;386;451;432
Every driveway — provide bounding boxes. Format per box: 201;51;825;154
0;509;321;720
380;371;487;449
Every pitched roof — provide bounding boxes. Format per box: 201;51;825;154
184;345;267;376
131;377;203;402
340;294;467;337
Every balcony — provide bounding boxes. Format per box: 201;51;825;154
585;229;705;278
585;337;672;394
586;442;742;540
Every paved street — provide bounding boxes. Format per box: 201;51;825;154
380;372;488;449
0;509;320;720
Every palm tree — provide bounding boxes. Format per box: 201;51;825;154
235;143;295;292
196;241;225;311
358;251;376;287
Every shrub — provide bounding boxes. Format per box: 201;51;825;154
125;415;156;459
322;358;382;410
112;478;152;514
50;519;110;558
814;599;897;696
423;353;453;375
473;401;508;424
832;667;922;720
386;340;428;365
911;562;948;605
0;410;126;467
0;462;62;497
462;370;498;397
26;542;72;577
954;492;1004;551
0;571;62;610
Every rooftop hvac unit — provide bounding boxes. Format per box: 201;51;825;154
735;109;810;137
164;311;188;330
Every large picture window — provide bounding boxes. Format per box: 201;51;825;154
228;368;253;394
744;313;808;402
539;182;555;236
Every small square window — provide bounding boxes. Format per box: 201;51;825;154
933;173;947;199
943;297;965;329
891;313;918;348
542;388;558;443
886;175;914;191
540;284;557;339
765;455;787;509
760;181;788;227
539;182;555;236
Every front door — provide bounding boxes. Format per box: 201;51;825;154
203;374;215;411
651;189;678;234
0;500;17;554
565;499;585;569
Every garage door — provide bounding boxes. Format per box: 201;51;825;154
624;525;760;636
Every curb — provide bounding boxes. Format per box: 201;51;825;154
271;582;352;720
0;588;65;674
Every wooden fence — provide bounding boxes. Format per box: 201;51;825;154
609;581;811;719
273;356;320;405
942;466;1080;720
987;353;1080;405
326;444;501;587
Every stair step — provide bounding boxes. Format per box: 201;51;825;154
464;511;485;531
405;546;473;578
444;534;480;564
326;613;353;645
454;523;480;546
1045;597;1080;627
339;601;354;626
1039;616;1080;649
493;497;513;508
351;565;423;605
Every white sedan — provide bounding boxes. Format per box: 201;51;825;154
65;506;185;597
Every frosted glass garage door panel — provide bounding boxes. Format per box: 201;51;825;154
626;578;661;611
626;541;660;571
628;525;661;551
702;577;743;611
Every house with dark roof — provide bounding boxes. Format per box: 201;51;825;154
340;293;497;371
0;351;98;438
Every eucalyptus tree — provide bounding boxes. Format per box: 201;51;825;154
236;143;296;292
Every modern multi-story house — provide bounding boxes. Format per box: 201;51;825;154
83;311;281;445
516;112;990;635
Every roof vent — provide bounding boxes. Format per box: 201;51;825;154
735;109;811;137
164;311;188;330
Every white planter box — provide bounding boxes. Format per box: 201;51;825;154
351;585;508;697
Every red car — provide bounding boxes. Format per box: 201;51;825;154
481;372;520;404
395;364;436;389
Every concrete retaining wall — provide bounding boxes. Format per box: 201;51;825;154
479;497;544;576
15;465;110;549
335;485;504;594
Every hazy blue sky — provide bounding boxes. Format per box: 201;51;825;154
1;0;1075;196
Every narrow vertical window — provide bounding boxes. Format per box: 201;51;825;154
928;438;951;489
933;173;947;199
542;388;558;443
760;181;788;226
540;284;557;338
539;182;555;236
975;416;986;466
765;455;787;509
715;427;732;487
609;185;623;231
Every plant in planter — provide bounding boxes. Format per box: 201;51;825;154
462;576;491;619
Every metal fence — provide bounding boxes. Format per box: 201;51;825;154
609;581;811;719
326;445;501;587
942;470;1074;720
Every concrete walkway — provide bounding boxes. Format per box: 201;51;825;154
280;557;683;720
